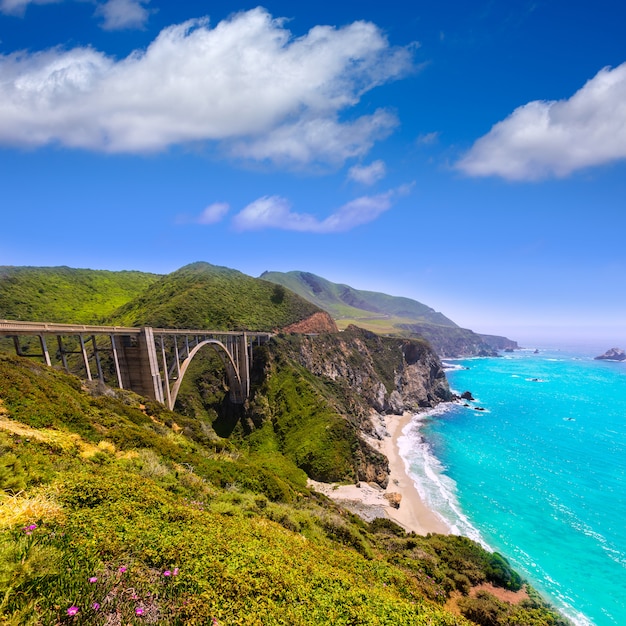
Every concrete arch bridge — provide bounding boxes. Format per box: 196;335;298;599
0;320;272;409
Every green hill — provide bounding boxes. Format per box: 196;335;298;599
260;270;517;357
109;262;322;331
0;261;565;624
260;270;457;327
0;353;566;625
0;265;159;324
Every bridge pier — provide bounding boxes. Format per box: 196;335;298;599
115;328;165;404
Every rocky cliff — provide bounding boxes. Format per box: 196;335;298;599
249;326;451;488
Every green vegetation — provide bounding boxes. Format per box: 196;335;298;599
259;270;517;356
110;262;321;330
0;355;566;625
0;261;562;624
260;270;457;327
0;266;159;324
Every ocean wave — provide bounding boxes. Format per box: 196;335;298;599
397;408;490;548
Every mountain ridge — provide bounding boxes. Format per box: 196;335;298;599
260;270;517;357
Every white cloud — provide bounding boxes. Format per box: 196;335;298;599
0;0;60;16
197;202;230;225
0;8;414;164
416;131;439;145
457;62;626;180
232;188;402;233
348;159;387;185
95;0;151;31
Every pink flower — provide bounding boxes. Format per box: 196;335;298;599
89;576;97;583
163;570;171;577
118;566;127;574
92;602;100;611
173;567;179;576
67;606;79;616
135;607;144;616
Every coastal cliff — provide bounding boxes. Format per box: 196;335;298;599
247;326;451;488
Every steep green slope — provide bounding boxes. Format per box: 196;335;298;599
260;270;457;327
0;266;159;324
260;270;518;357
110;262;322;330
0;356;567;626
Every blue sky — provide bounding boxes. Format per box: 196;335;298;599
1;0;625;347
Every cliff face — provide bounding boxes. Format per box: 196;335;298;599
281;311;338;334
397;323;518;358
291;326;451;414
250;326;451;487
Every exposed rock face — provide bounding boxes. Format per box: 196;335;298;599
265;325;451;488
292;325;451;414
281;311;338;334
595;347;626;361
397;323;517;358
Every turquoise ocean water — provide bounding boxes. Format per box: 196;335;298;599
398;349;626;625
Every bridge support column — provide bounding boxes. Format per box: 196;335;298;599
115;327;164;403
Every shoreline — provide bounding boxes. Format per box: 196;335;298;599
309;411;449;535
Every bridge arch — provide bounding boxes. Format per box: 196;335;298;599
168;339;244;410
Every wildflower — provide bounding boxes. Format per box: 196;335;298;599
92;602;100;611
67;606;79;616
118;566;127;574
89;576;97;583
173;567;179;576
135;607;144;616
163;570;171;577
28;524;37;531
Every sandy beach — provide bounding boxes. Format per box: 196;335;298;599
309;412;449;535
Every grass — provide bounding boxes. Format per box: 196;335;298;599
0;355;568;625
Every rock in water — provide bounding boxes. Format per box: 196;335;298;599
595;347;626;361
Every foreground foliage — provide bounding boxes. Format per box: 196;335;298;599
0;355;568;625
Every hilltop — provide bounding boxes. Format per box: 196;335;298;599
260;270;517;357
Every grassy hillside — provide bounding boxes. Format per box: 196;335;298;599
0;355;567;625
110;262;322;330
259;270;518;357
260;270;457;327
0;266;159;324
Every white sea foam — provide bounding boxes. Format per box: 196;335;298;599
397;406;490;548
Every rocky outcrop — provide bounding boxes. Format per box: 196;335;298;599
595;347;626;361
291;325;451;415
281;311;338;334
264;326;450;488
397;322;517;358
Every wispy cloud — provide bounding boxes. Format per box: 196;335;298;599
416;131;439;145
0;0;59;17
1;0;152;30
0;8;414;165
232;186;409;233
456;62;626;180
347;160;387;185
95;0;151;31
197;202;230;225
